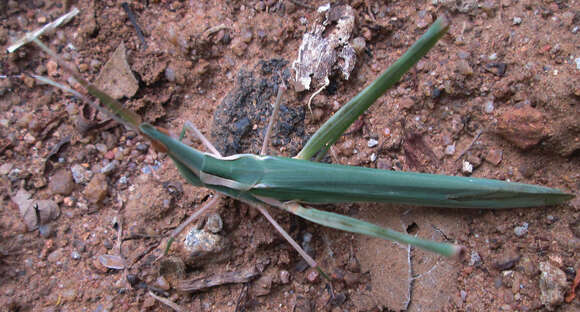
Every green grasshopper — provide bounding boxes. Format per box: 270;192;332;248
29;17;573;268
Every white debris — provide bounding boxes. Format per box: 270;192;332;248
462;160;473;174
514;222;529;237
444;144;456;155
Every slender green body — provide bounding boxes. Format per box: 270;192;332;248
142;124;573;209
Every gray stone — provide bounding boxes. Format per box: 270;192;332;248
539;262;567;311
49;169;74;195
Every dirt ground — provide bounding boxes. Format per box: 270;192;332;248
1;0;579;311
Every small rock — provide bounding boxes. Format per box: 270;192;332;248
306;268;320;283
39;224;54;238
84;173;108;204
469;250;482;266
98;254;126;270
49;169;74;196
71;164;92;184
351;37;366;54
95;143;108;154
155;275;170;291
280;270;290;284
462;160;473;174
47;248;64;263
456;60;473;76
253;274;272;296
539;262;567;310
339;140;354;156
46;60;58;76
367;138;378;148
205;213;223;234
13;189;61;231
71;251;81;260
514;222;528;237
513;17;522;25
460;290;467;302
136;143;148;153
445;144;456;155
484;100;495;113
485;149;503;166
493;252;521;271
94;43;139;100
494;106;548;150
231;38;248;56
180;228;230;266
100;160;118;175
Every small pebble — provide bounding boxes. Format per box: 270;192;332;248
39;224;54;238
205;213;223;234
84;173;108;204
469;251;482;266
47;248;64;263
445;144;456;155
136;143;148;153
100;160;118;175
514;222;528;237
485;149;503;166
280;270;290;284
306;268;319;283
367;139;378;148
484;100;495;113
46;60;58;76
351;37;366;54
71;251;81;260
370;153;376;162
489;53;498;61
71;164;92;184
460;290;467;302
462;160;473;174
95;143;108;154
513;17;522;25
49;169;74;195
575;58;580;70
155;276;170;291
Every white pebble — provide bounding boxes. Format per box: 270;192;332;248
488;53;498;61
445;144;456;155
513;17;522;25
575;57;580;70
367;139;379;148
462;160;473;174
514;222;529;237
485;100;495;113
370;153;377;162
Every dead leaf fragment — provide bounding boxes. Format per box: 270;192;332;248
292;4;356;92
94;42;139;100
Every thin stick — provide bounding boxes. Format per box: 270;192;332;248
184;121;221;156
455;129;484;161
148;291;187;312
261;82;286;155
7;7;79;53
121;2;147;49
250;203;318;268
